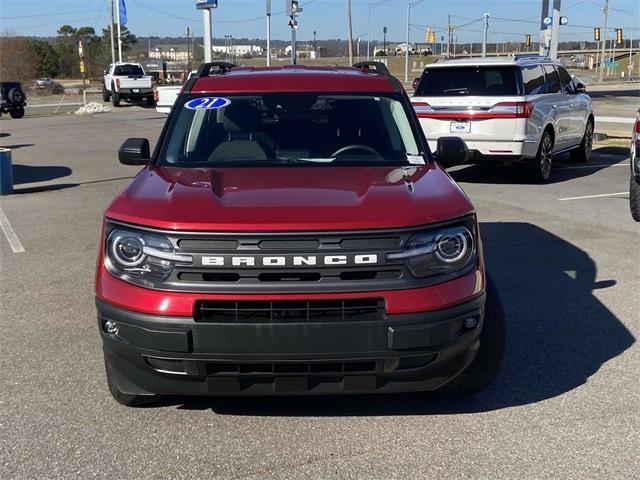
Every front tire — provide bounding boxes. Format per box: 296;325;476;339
9;106;25;119
529;130;554;182
104;354;161;407
437;276;506;396
630;176;640;222
145;96;155;107
102;84;110;102
570;119;594;163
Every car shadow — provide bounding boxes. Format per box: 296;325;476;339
155;222;634;415
12;164;72;185
448;147;629;185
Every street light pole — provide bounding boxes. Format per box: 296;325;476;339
266;0;271;66
599;0;609;82
346;0;354;64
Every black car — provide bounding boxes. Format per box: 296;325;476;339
0;82;27;119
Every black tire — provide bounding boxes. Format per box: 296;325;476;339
437;276;506;396
104;354;161;407
111;88;121;107
145;96;155;107
9;106;25;119
8;87;24;105
102;84;110;102
630;176;640;222
570;119;594;163
529;130;554;182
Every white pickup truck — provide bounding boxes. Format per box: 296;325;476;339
154;71;197;114
103;63;155;107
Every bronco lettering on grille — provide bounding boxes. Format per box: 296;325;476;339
200;254;379;267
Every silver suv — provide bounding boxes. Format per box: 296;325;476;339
412;56;594;181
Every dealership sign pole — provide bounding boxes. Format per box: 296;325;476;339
266;0;272;66
197;0;219;63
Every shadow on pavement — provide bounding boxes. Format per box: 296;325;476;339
2;144;34;150
449;147;628;185
11;175;134;194
161;222;634;415
12;164;72;185
588;89;640;99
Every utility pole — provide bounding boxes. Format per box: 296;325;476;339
346;0;354;64
482;13;489;57
186;27;191;73
599;0;609;82
109;0;116;64
549;0;561;60
539;0;550;56
266;0;271;66
447;14;451;58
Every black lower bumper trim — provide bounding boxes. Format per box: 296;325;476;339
97;294;485;396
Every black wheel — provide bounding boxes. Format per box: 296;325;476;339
630;176;640;222
529;130;554;182
9;106;25;119
570;119;593;163
104;354;161;407
437;275;506;396
111;88;121;107
102;84;111;102
145;96;155;107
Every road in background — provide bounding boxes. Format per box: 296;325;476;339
0;112;638;479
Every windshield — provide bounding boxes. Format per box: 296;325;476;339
114;65;144;76
415;66;520;97
159;93;426;167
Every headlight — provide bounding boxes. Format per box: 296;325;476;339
105;227;192;285
387;224;475;279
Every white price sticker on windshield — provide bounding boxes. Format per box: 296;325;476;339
406;155;425;165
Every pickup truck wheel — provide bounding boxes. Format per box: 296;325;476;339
436;275;506;397
111;90;121;107
570;119;593;163
529;130;554;182
145;96;155;107
9;106;25;119
102;84;110;102
104;354;161;407
630;176;640;222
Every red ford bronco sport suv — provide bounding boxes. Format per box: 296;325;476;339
96;62;506;406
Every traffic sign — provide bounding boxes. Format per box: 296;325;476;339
196;0;218;9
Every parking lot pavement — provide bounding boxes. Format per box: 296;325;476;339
1;112;639;479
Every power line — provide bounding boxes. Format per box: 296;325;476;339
0;8;106;20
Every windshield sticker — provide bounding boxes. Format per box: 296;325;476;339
406;155;425;165
185;97;231;110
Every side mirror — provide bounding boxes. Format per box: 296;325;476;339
118;138;150;165
575;82;586;94
435;136;469;168
412;77;420;90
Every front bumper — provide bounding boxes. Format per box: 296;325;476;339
98;294;485;396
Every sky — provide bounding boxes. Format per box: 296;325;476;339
1;0;639;45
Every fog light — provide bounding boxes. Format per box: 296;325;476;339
104;320;118;335
464;317;478;329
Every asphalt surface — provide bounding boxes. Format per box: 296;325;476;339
1;111;638;479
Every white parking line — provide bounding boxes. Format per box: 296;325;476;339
595;116;635;125
557;163;629;170
0;205;25;253
559;192;628;201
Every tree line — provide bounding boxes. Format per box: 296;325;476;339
0;24;137;82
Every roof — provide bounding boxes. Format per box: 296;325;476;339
425;56;558;69
190;65;397;94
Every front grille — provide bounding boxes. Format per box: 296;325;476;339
195;299;385;323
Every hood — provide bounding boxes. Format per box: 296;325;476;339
105;164;474;231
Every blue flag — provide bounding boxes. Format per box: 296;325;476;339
119;0;127;25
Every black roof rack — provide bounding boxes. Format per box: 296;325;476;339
352;61;392;77
195;61;237;77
